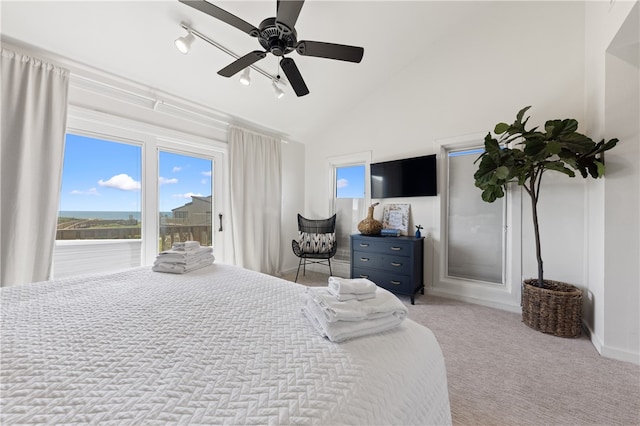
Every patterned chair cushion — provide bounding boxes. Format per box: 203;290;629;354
298;232;335;254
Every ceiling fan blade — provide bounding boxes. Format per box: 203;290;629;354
276;0;305;32
280;57;309;97
296;41;364;63
218;51;267;77
179;0;260;37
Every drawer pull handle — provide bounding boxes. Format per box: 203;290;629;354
360;257;370;262
390;280;402;285
390;246;402;251
391;262;402;267
359;275;370;279
359;243;370;247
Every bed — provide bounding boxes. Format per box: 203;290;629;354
1;263;451;425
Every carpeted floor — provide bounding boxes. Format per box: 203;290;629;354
282;270;640;426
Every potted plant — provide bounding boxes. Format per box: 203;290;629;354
474;106;618;337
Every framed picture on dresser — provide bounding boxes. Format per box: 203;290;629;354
382;203;410;235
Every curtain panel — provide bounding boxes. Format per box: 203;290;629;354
0;48;69;286
228;127;282;275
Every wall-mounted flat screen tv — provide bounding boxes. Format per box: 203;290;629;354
370;154;437;198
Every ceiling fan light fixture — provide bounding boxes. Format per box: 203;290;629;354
272;80;285;99
239;68;251;86
174;30;195;54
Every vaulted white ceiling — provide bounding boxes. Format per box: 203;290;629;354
1;1;487;142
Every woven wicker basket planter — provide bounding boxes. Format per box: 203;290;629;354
521;279;583;338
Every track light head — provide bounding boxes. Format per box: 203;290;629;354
174;31;195;54
272;80;285;99
239;68;251;86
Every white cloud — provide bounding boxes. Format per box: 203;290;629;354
98;174;141;191
337;178;349;189
173;192;203;199
70;187;100;196
202;171;212;177
172;166;182;173
159;176;178;185
201;179;208;185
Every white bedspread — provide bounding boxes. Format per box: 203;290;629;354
1;264;451;425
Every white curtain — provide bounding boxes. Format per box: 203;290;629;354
228;127;282;275
1;48;69;286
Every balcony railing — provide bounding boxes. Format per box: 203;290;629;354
57;224;213;252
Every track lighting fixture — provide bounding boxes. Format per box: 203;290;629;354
174;30;195;54
272;80;285;99
239;68;251;86
176;24;289;97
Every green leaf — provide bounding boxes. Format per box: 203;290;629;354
544;161;575;177
494;122;510;134
516;106;531;124
595;160;606;177
523;139;546;158
558;133;595;154
484;134;501;157
481;185;504;203
495;166;509;180
546;141;561;155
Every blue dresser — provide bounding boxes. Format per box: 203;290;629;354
350;234;424;304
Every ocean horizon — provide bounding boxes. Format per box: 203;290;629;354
59;211;172;221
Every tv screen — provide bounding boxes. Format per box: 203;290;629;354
370;154;437;198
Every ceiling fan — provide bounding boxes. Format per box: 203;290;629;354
178;0;364;97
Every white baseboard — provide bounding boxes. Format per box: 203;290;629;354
583;323;640;365
426;288;522;314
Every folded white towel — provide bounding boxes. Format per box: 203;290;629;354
301;299;404;343
152;256;214;274
156;246;213;262
328;276;377;295
304;287;408;323
327;288;377;302
172;241;201;251
153;251;214;266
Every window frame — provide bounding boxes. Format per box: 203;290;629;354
445;146;507;285
327;151;372;266
432;133;523;311
54;107;228;278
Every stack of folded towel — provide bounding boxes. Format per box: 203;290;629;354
327;276;377;301
152;241;214;274
301;276;408;343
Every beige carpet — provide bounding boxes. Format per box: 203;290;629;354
283;270;640;426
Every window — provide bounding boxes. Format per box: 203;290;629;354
446;148;505;284
329;152;371;263
57;134;142;241
158;150;213;252
53;111;227;279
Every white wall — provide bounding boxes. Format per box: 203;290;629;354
305;1;587;308
585;0;639;364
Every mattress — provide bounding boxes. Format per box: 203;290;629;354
1;263;451;425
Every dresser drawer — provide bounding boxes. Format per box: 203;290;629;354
352;238;412;256
352;267;415;294
352;251;413;275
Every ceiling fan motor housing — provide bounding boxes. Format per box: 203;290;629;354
258;17;297;56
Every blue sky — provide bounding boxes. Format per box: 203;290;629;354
336;165;365;198
158;150;212;212
60;134;211;212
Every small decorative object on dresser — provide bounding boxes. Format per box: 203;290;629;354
350;234;424;304
415;224;423;238
357;202;383;235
